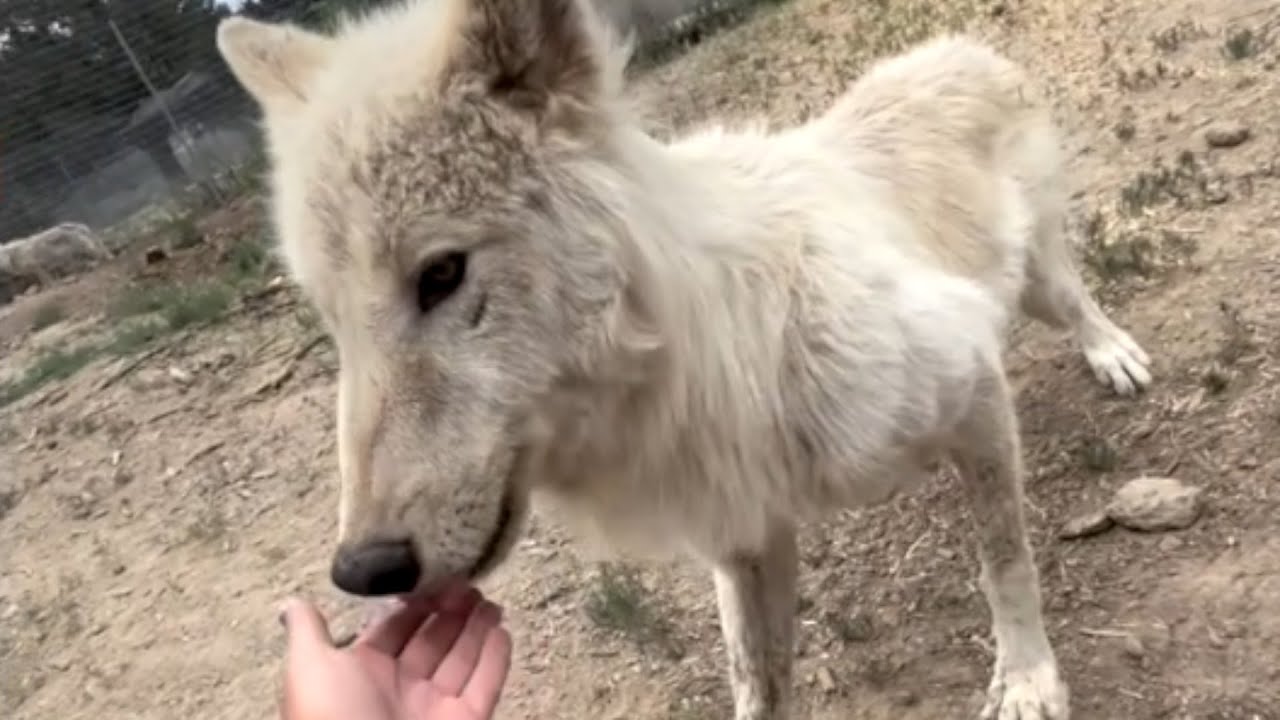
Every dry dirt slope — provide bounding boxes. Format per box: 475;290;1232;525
3;0;1280;719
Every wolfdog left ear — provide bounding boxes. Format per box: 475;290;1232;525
446;0;606;129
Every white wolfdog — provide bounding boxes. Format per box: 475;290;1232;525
217;0;1152;717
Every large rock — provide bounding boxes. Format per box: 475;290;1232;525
0;223;112;300
1106;476;1204;532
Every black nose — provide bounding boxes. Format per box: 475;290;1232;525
330;539;421;596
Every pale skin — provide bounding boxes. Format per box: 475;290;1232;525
279;583;513;720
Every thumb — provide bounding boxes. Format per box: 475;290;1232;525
279;597;334;652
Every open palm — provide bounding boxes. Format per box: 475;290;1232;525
280;584;512;720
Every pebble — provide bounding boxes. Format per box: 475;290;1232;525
1122;633;1146;659
815;666;837;693
1204;180;1230;204
167;366;195;386
1204;121;1250;148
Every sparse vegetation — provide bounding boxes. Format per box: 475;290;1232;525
0;345;101;407
629;0;795;71
165;212;204;250
1215;300;1256;367
1118;151;1206;216
223;235;276;285
110;280;233;330
1084;229;1155;280
158;284;234;331
1080;436;1119;472
3;256;246;407
584;563;684;659
1222;27;1262;60
1150;20;1207;53
105;319;170;357
184;505;229;545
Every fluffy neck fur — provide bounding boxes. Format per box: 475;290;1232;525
529;121;807;556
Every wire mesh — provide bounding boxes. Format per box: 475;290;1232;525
0;0;763;243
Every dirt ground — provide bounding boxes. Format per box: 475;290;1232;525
4;0;1280;718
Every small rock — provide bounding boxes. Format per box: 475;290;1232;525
1158;535;1185;552
167;366;194;386
892;690;920;707
815;666;837;694
1107;476;1204;531
1122;633;1146;659
143;246;169;265
1204;122;1250;148
1203;180;1230;204
1058;509;1115;540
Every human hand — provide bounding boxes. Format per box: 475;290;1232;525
279;583;512;720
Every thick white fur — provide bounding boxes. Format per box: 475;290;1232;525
217;2;1155;718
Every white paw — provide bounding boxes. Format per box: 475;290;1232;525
1083;326;1151;396
981;661;1069;720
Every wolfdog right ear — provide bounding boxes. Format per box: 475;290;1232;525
216;17;335;116
445;0;609;132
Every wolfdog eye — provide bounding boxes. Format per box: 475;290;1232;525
416;252;467;313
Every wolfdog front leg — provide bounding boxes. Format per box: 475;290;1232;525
711;521;799;720
951;360;1069;720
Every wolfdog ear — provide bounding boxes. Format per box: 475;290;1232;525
216;17;335;115
448;0;605;129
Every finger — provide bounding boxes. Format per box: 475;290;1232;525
397;588;483;679
461;626;513;719
431;600;503;696
355;598;434;658
280;597;334;654
434;579;481;613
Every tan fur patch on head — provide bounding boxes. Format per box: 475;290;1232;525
302;100;540;279
222;0;627;308
214;0;635;589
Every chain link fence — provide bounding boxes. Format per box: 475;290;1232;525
0;0;771;246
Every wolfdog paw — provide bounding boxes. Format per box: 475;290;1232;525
1083;325;1151;396
980;661;1069;720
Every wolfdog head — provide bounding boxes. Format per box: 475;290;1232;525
217;0;650;597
